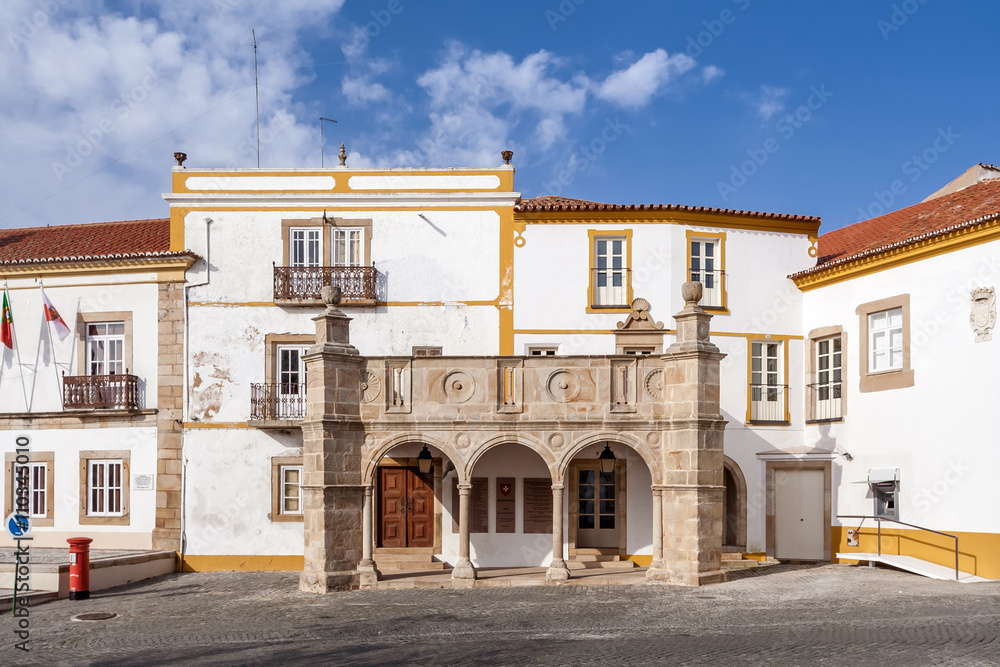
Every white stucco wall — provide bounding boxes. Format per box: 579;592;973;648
802;240;1000;534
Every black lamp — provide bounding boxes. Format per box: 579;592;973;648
417;445;433;474
599;444;616;474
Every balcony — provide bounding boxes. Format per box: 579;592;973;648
250;383;308;424
590;268;631;308
273;265;377;306
749;383;788;423
807;382;843;422
63;373;140;410
688;269;726;309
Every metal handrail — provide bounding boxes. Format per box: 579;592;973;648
837;514;959;581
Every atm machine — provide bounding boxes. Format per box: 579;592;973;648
868;468;900;521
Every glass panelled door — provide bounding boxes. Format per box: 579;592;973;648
690;238;721;307
593;237;626;306
577;465;618;548
751;341;783;421
276;345;309;419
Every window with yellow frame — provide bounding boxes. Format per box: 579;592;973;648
686;230;727;311
587;230;632;312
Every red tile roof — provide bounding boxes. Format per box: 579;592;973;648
792;178;1000;278
0;218;191;266
516;195;820;223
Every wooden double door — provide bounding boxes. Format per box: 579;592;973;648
379;467;434;548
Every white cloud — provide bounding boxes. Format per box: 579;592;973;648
742;85;791;122
701;65;725;84
342;75;390;105
593;49;696;108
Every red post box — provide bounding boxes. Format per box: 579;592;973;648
67;537;93;600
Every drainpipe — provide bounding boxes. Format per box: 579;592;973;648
180;217;212;570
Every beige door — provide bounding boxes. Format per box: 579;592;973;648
775;469;825;560
577;465;618;548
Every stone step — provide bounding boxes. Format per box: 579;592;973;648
374;547;436;556
374;553;439;563
721;560;759;569
376;561;450;572
721;552;745;561
575;548;619;556
573;554;622;563
568;559;636;570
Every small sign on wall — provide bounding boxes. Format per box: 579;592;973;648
496;478;515;533
133;474;154;491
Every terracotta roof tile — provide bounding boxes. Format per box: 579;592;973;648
792;179;1000;278
516;195;820;223
0;218;184;266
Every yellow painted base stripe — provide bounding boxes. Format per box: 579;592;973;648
623;554;653;567
178;555;304;572
832;526;1000;579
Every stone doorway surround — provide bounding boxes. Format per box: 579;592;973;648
300;284;727;591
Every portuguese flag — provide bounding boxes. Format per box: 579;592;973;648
1;288;12;350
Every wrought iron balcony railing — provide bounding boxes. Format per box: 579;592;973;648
62;372;140;410
807;382;843;421
749;383;788;423
250;383;308;421
273;265;377;302
590;267;631;308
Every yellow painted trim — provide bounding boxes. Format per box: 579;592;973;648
499;205;516;355
5;278;163;290
183;422;252;429
178;554;304;572
587;229;634;313
794;215;1000;292
0;257;194;279
686;229;728;313
188;300;498;308
512;328;802;340
745;335;791;424
167;205;510;213
190;301;277;308
171;168;514;195
711;332;804;340
170;207;188;252
623;554;653;567
516;209;821;237
832;526;1000;580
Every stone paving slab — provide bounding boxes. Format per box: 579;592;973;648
2;563;999;665
0;548;146;565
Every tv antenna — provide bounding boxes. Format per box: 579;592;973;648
252;29;260;168
320;117;338;167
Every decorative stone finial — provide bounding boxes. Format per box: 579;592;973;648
173;152;187;167
321;285;343;307
681;281;703;307
616;297;664;330
339;143;347;167
501;150;513;165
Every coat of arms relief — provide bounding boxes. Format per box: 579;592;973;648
970;286;996;343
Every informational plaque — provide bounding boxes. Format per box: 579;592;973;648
451;477;489;533
496;478;515;533
523;478;553;534
132;474;154;491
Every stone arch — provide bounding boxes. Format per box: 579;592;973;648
363;432;467;485
463;433;555;482
722;456;747;549
556;432;658;485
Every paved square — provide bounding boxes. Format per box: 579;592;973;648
3;564;999;665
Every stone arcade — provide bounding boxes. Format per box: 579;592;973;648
299;282;727;592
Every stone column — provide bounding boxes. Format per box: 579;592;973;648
357;485;380;589
646;486;666;581
659;281;728;586
546;483;570;581
153;281;185;551
299;286;367;593
451;483;477;584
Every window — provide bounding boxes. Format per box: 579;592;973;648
749;340;787;423
276;345;308;419
270;456;304;522
807;326;845;422
687;230;727;310
588;230;632;311
868;308;902;372
857;294;914;393
333;228;364;267
87;322;125;375
289;228;322;267
4;452;54;526
623;347;654;355
79;450;130;525
87;460;124;516
527;346;558;356
412;346;443;357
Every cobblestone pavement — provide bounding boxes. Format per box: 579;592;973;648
3;564;999;666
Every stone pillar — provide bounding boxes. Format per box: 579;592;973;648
659;281;727;586
646;486;666;581
153;281;184;551
546;484;570;581
299;286;367;593
451;483;477;585
357;485;380;589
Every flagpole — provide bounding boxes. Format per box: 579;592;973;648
5;280;30;411
39;278;65;407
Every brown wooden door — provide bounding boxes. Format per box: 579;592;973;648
379;467;434;548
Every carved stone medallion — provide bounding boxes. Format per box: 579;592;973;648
644;370;664;400
970;286;996;343
546;370;580;403
444;371;476;403
548;433;565;449
360;371;381;403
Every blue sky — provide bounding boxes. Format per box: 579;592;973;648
1;1;997;234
